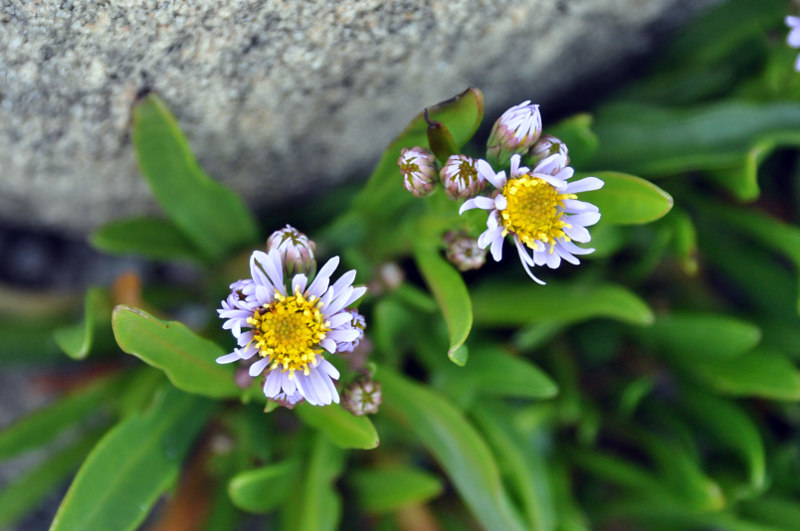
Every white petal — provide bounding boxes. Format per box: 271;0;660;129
533;173;567;191
331;270;356;294
216;352;241;364
567;212;601;227
459;198;478;215
555;243;580;265
327;328;360;342
560;240;595;256
564;225;591;243
566;176;604;193
490;233;504;261
263;370;282;398
494;194;507;210
478;159;506;189
344;285;367;307
320;338;337;353
318;358;340;379
327;313;352;328
324;286;354;317
292;274;308;294
544;249;561;269
307;256;339;297
516;244;546;285
477;227;502;249
562;199;598;213
249;357;271;377
472;196;496;210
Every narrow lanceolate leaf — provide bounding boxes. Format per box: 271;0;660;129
132;94;258;262
354;87;484;221
413;244;473;365
0;375;117;462
294;403;379;450
579;172;673;225
646;312;761;360
282;434;345;531
472;281;653;327
51;386;214;531
228;459;300;514
349;466;443;514
681;349;800;401
0;432;101;529
380;368;528;531
90;217;206;263
680;387;766;490
53;287;113;360
112;305;240;398
434;345;558;407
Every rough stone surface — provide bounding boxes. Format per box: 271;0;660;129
1;0;715;234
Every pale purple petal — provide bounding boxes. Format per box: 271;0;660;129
564;225;591;243
494;194;507;210
567;212;602;227
292;274;308;294
307;256;339;297
320;338;337;353
249;357;271;377
216;352;241;364
566;176;604;194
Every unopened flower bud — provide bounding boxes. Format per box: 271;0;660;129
444;231;486;271
530;134;569;175
342;379;382;416
398;147;437;197
266;225;316;276
487;100;542;167
337;310;366;353
440;155;485;200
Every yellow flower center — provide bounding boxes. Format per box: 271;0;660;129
247;291;330;377
500;174;576;252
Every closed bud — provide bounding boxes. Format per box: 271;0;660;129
530;134;569;175
342;379;382;416
487;100;542;167
444;231;487;271
398;147;437;197
266;225;316;276
440;154;485;200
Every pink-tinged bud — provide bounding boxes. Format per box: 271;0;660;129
530;134;569;175
487;100;542;167
398;147;437;197
266;225;316;276
440;154;485;200
444;231;487;271
337;310;366;353
342;379;382;416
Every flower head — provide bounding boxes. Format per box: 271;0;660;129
529;134;569;175
440;154;485;200
398;147;438;197
336;310;366;353
342;379;382;416
487;100;542;166
460;154;603;283
787;16;800;71
267;225;316;276
444;231;487;271
217;248;367;406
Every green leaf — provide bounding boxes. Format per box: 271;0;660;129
681;349;800;401
228;459;300;513
90;217;205;262
0;375;117;462
472;402;556;531
543;113;599;169
680;387;765;490
353;87;484;222
740;496;800;530
132;93;258;262
282;434;345;531
295;403;379;450
646;312;761;360
51;386;214;531
472;281;653;327
349;466;443;513
380;368;527;531
579;172;673;225
112;305;240;399
0;432;101;529
590;101;800;199
53;287;113;360
434;345;558;407
413;244;473;364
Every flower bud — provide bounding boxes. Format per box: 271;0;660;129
444;231;487;271
530;134;569;176
266;225;316;276
440;154;485;200
342;379;382;416
398;147;437;197
487;100;542;167
337;310;366;353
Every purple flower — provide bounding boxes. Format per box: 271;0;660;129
217;248;367;406
440;154;486;200
487;100;542;166
460;154;603;284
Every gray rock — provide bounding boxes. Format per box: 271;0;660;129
0;0;715;234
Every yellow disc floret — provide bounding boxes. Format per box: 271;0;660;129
500;174;576;252
247;291;330;377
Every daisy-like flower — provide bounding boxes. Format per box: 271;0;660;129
459;154;604;284
487;100;542;166
217;248;366;406
336;310;366;353
787;16;800;71
398;146;438;197
440;154;485;200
